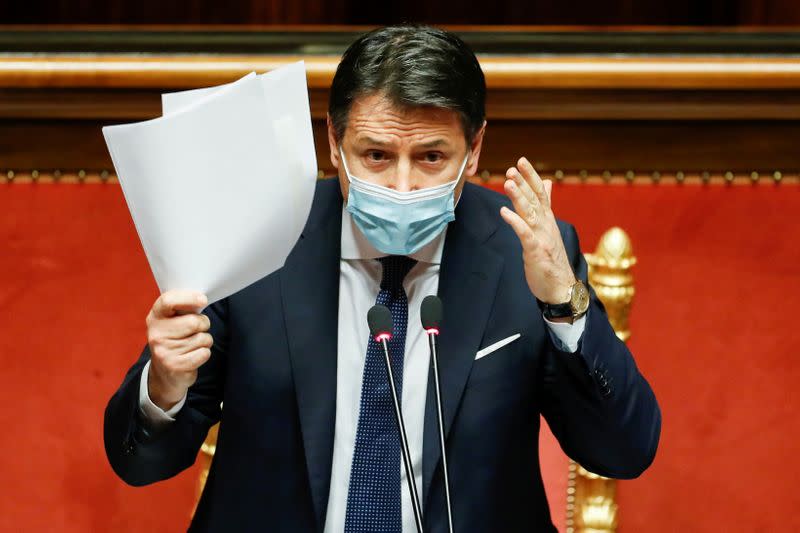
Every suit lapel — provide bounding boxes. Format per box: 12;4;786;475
280;181;505;524
422;184;505;505
280;180;342;532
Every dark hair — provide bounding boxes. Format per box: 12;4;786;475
329;25;486;144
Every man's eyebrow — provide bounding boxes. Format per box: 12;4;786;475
356;136;391;147
417;139;449;149
354;137;450;149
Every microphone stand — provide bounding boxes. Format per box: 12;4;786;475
378;335;424;533
427;329;454;533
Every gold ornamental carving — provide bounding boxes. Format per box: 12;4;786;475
193;423;218;516
565;226;637;533
585;227;637;342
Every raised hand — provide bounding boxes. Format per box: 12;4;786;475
499;157;577;308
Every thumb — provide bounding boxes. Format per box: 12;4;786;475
543;179;553;204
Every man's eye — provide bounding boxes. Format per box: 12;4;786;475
425;152;443;163
367;151;385;161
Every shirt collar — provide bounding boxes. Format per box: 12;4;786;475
340;206;446;264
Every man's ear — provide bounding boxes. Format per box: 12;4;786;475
465;120;487;177
327;113;341;170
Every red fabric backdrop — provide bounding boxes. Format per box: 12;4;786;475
1;181;798;531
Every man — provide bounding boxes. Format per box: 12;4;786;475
105;25;660;532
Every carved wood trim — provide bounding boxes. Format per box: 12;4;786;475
1;170;797;185
2;55;800;90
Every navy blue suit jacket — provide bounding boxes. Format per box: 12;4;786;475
105;179;660;532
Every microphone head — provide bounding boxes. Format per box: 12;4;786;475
367;305;393;342
420;295;443;334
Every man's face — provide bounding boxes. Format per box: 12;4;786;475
327;93;485;203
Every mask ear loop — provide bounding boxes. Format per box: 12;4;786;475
453;152;470;209
457;152;470;180
338;145;354;181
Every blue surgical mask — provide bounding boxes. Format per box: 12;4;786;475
340;147;469;255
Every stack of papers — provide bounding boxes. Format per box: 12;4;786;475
103;62;317;305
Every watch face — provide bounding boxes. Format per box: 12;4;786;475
571;281;590;315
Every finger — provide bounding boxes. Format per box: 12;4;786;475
169;331;214;355
500;206;536;249
506;166;537;207
174;347;212;372
159;313;211;339
517;157;549;208
503;178;539;228
543;179;553;204
154;290;208;319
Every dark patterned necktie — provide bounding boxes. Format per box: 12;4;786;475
344;255;417;533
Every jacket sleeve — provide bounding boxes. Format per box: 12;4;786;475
103;298;229;486
538;222;661;479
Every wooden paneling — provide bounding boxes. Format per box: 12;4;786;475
2;0;799;25
5;87;800;121
479;120;800;173
2;117;798;176
4;27;800;55
1;30;798;179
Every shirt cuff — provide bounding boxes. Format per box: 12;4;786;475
543;313;587;353
138;359;186;428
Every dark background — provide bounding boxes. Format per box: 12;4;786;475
2;0;799;26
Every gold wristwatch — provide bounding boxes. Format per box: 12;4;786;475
537;279;590;320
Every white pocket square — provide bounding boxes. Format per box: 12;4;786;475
475;333;521;360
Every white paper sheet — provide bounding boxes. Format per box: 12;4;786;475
103;63;317;304
161;61;318;244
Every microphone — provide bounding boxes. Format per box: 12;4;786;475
420;294;443;334
421;295;453;533
367;304;424;533
367;304;393;343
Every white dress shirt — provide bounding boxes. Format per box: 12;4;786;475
139;207;586;532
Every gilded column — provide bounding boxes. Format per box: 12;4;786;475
565;227;637;533
194;423;218;516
